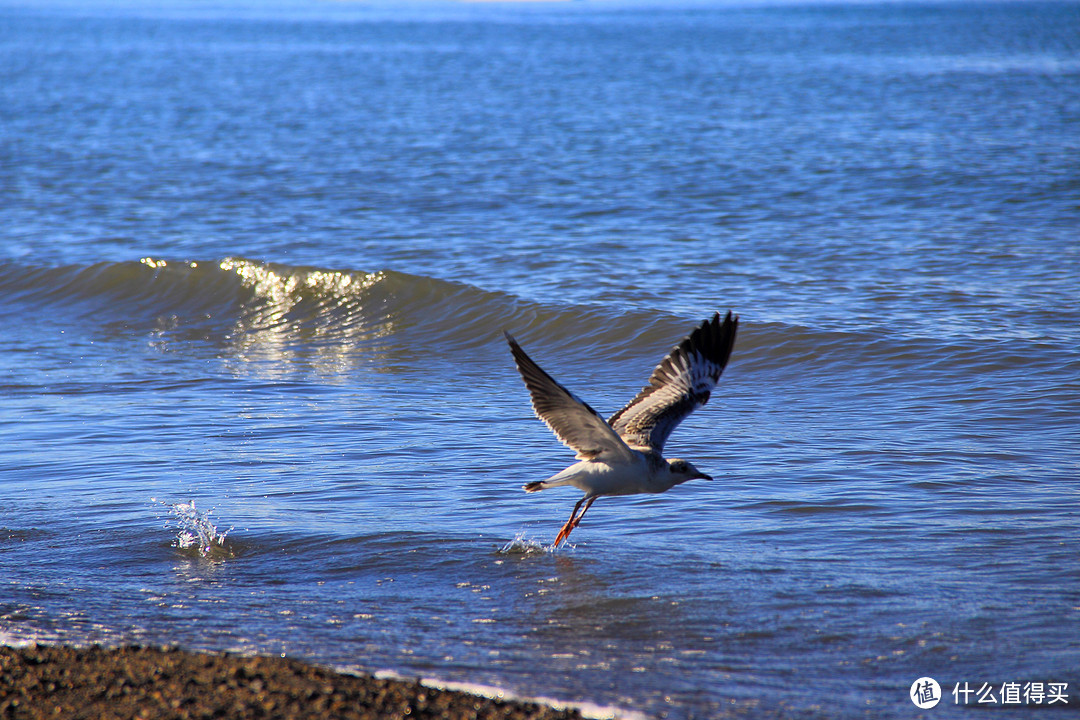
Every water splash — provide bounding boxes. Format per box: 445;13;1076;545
156;499;234;560
497;532;554;556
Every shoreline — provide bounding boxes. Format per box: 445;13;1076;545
0;644;600;720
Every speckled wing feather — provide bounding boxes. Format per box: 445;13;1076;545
608;311;738;453
505;332;636;462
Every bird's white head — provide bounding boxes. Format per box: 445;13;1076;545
667;459;713;485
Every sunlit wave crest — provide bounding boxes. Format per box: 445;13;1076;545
1;256;1020;381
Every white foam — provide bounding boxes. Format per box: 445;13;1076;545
0;630;50;648
362;667;646;720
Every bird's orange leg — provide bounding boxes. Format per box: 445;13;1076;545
553;496;597;548
553;497;586;547
553;522;574;548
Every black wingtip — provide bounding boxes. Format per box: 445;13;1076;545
690;309;738;371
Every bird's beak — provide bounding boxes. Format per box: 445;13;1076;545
695;472;713;482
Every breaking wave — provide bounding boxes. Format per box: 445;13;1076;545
0;257;1051;382
0;257;731;359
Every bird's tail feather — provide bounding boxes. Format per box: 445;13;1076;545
525;463;587;492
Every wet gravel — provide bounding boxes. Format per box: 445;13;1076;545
0;645;584;720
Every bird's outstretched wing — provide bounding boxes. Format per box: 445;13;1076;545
608;311;738;453
505;332;637;463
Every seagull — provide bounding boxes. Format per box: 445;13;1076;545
505;311;738;547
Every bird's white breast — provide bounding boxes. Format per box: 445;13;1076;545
561;453;666;497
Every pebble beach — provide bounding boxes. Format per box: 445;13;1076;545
0;645;585;720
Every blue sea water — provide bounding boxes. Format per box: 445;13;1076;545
1;1;1078;717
